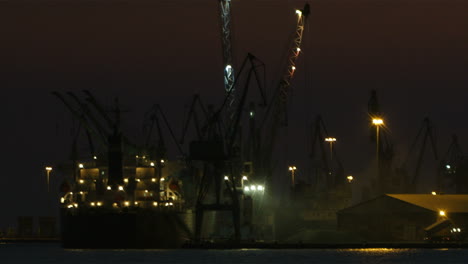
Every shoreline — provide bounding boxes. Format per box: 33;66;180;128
3;238;468;249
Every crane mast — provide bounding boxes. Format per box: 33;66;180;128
218;0;236;118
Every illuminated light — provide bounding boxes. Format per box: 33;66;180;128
134;202;138;205
160;178;165;181
295;9;302;16
372;118;384;125
74;203;78;208
446;164;451;169
225;65;232;71
296;47;301;52
79;179;84;184
136;155;139;158
136;179;141;182
289;166;297;171
69;192;73;195
97;202;102;207
124;201;130;206
250;111;254;117
160;159;165;163
124;178;129;183
107;186;112;190
224;176;229;181
45;167;52;171
153;202;158;206
151;178;156;182
93;156;97;160
169;202;173;206
257;185;264;191
165;202;169;206
67;204;74;208
347;176;354;183
439;211;446;216
145;190;149;193
118;186;124;191
242;176;248;181
79;191;84;195
60;197;65;203
325;137;337;142
244;186;250;192
250;185;257;191
78;164;84;169
90;202;95;206
112;203;118;207
150;162;155;167
458;228;461;232
432;191;437;195
143;156;146;159
291;66;296;70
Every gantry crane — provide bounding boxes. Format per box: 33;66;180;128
184;53;265;243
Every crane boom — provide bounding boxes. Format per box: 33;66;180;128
256;4;310;182
267;3;310;128
218;0;236;117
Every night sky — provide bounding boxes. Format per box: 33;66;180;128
2;0;468;229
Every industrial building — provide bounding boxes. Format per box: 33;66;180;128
337;194;468;242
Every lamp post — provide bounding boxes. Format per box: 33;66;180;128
45;167;53;192
288;166;297;187
372;118;384;180
241;175;248;188
324;137;337;161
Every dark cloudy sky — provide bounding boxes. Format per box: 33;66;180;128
2;0;468;228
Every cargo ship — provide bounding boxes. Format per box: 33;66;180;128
59;133;194;249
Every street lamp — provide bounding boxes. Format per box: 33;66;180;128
324;137;337;161
288;166;297;186
45;167;53;192
372;118;384;179
241;175;248;188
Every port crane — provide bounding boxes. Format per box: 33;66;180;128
52;91;136;186
253;4;310;186
309;115;345;190
400;118;438;193
218;0;236;120
182;53;265;243
438;135;464;193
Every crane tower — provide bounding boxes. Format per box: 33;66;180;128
218;0;236;118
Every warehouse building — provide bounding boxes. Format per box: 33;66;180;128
337;194;468;241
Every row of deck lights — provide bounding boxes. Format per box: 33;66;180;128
77;158;165;170
78;177;164;185
65;200;174;209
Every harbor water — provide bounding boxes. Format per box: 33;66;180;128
2;243;468;264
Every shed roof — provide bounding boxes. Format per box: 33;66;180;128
387;194;468;213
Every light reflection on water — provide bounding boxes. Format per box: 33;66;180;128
1;243;468;264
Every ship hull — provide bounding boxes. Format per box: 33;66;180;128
61;208;193;249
